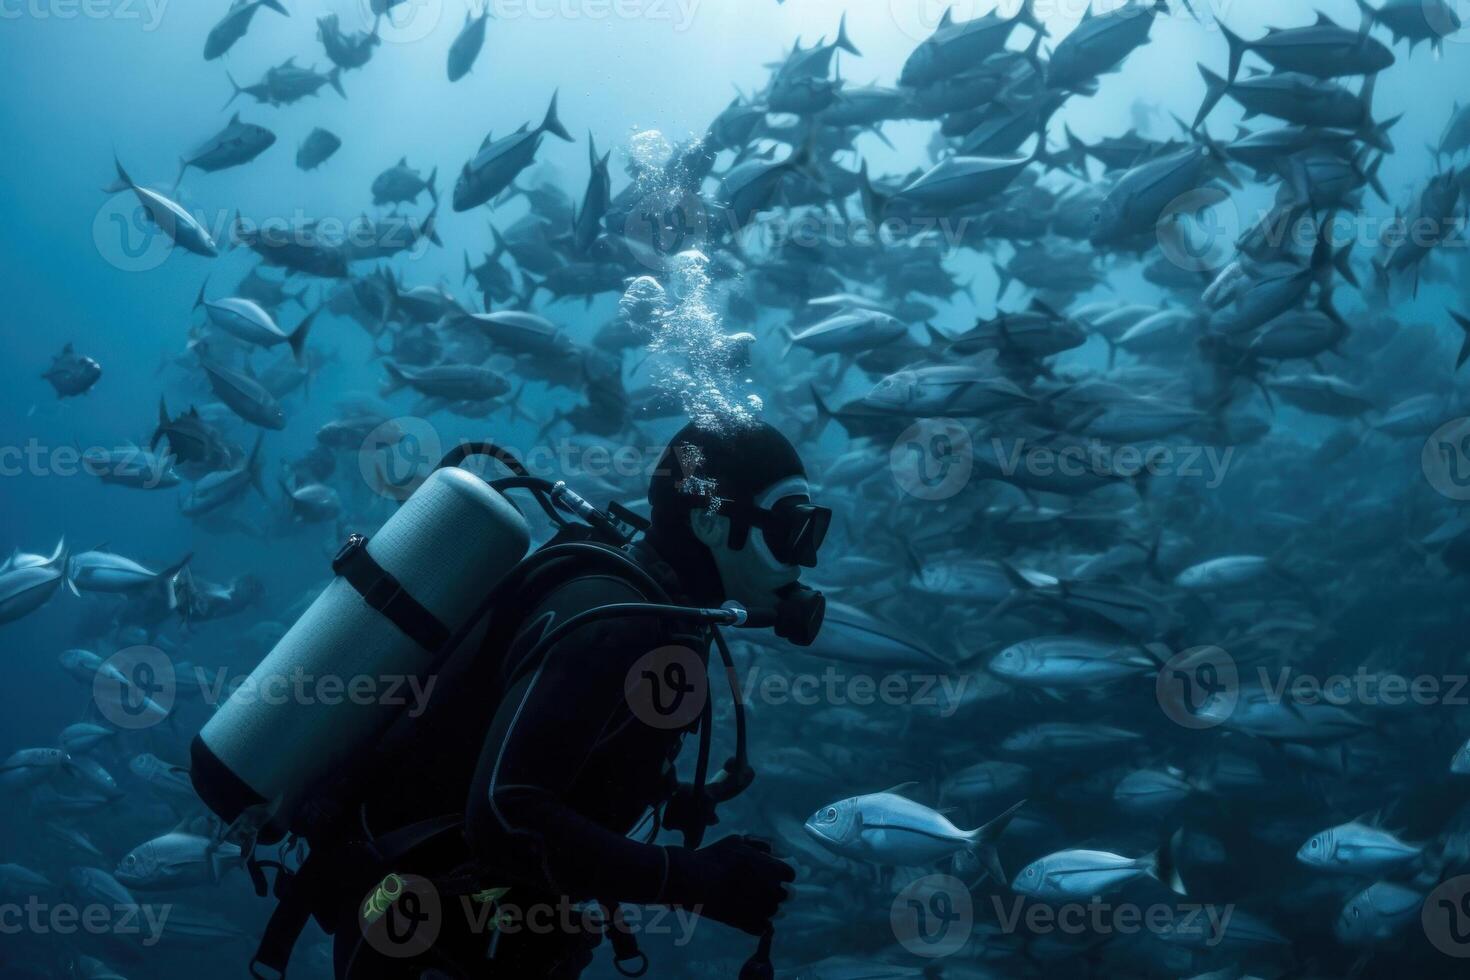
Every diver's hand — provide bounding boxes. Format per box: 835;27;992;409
681;835;795;936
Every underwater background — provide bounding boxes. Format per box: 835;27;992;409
5;0;1470;976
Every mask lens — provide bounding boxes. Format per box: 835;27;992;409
767;502;830;567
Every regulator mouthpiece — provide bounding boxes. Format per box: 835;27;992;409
773;583;825;646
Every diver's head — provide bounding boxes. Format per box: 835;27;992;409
648;420;828;641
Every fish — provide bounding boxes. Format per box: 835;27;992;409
296;127;343;170
68;549;192;595
226;57;346;108
0;747;78;792
1216;12;1395;83
572;134;612;254
115;832;243;890
195;282;316;361
0;538;68;624
989;636;1158;688
197;349;288;429
805;787;1024;882
204;0;288;61
317;13;380;71
371;157;437;206
181;434;267;516
41;343;102;397
453;93;574;211
1297;820;1423;874
107;158;218;257
1334;881;1425;946
177;113;276;185
1013;845;1184;900
1356;0;1462;53
1046;0;1171;94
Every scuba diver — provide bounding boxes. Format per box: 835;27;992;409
196;420;829;979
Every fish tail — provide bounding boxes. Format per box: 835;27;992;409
540;89;573;143
382;360;408;394
246;434;267;498
1216;21;1251;84
808;383;834;435
1147;828;1188;895
288;306;318;364
261;0;289;14
1194;64;1227;131
223;71;244;110
1015;0;1048;37
108;155;134;194
1353;0;1377;30
160;552;194;582
856;159;887;229
1451;310;1470;371
426;165;439;203
1371;257;1390;297
833;11;860;56
960;799;1026;885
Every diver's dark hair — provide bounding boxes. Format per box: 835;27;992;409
644;420;806;601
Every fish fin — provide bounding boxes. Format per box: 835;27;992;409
382;360;408;395
223;71;244;110
1216;20;1252;83
540;89;574;142
328;66;346;99
1450;310;1470;371
1194;64;1228;131
246;434;267;498
1015;0;1047;36
288;306;319;364
833;11;860;56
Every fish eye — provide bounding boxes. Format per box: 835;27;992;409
1309;839;1318;849
823;807;837;821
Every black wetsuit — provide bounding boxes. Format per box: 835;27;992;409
322;538;717;979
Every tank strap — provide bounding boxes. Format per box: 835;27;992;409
332;533;450;653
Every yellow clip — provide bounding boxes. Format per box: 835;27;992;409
470;886;510;904
361;873;406;925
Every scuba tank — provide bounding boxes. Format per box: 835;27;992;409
191;460;531;838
